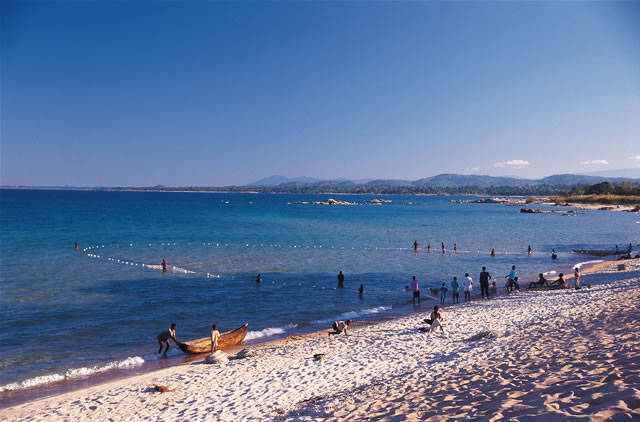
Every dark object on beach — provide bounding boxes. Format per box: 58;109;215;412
467;330;502;341
152;384;173;393
313;353;327;361
572;249;620;257
178;323;248;354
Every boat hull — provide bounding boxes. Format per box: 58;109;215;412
178;323;248;354
572;249;620;257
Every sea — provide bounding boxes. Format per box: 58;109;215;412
1;189;638;404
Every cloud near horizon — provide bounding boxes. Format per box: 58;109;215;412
631;155;640;167
583;159;609;166
493;160;530;169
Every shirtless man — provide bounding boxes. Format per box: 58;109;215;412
157;323;177;356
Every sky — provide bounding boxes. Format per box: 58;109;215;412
1;1;639;187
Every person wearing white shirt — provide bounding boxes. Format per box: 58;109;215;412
464;273;473;302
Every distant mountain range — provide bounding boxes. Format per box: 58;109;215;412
249;173;640;188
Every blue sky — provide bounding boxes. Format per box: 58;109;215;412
1;1;639;186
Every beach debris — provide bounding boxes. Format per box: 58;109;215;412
618;264;629;271
466;330;503;342
235;347;260;359
151;384;174;393
205;350;229;364
313;353;327;361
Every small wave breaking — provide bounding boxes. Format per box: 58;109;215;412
574;259;604;269
245;324;298;341
312;305;392;324
0;356;144;392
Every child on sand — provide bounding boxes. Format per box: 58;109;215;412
428;306;444;333
210;324;220;352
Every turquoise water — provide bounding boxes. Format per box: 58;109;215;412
0;190;637;394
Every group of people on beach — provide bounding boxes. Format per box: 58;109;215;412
411;266;494;308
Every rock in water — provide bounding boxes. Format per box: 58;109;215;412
205;350;229;364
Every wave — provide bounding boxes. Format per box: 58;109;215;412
244;324;298;341
312;305;392;324
574;259;604;269
0;356;144;392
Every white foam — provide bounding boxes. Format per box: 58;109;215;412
574;259;604;269
245;324;298;341
0;356;144;392
313;306;392;324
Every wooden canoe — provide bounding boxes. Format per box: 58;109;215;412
178;323;248;355
572;249;621;257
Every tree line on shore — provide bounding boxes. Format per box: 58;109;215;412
106;181;640;201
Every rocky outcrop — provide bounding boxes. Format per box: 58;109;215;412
520;208;577;214
312;198;357;205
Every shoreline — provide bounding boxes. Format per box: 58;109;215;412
0;255;631;415
3;258;638;420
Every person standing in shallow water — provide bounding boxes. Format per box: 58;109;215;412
451;276;460;304
479;267;492;299
440;283;448;304
527;245;532;255
413;240;419;252
410;276;420;305
256;274;261;284
359;284;364;297
491;248;496;257
464;273;473;302
161;259;169;273
337;271;345;287
441;242;445;253
157;323;178;357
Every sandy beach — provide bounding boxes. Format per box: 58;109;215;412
2;259;639;421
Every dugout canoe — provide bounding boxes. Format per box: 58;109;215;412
178;323;248;355
572;249;621;257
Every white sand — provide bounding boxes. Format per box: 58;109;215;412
2;259;640;421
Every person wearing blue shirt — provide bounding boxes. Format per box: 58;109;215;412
440;283;448;304
506;265;518;293
451;277;459;304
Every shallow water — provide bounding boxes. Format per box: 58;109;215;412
0;190;637;394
